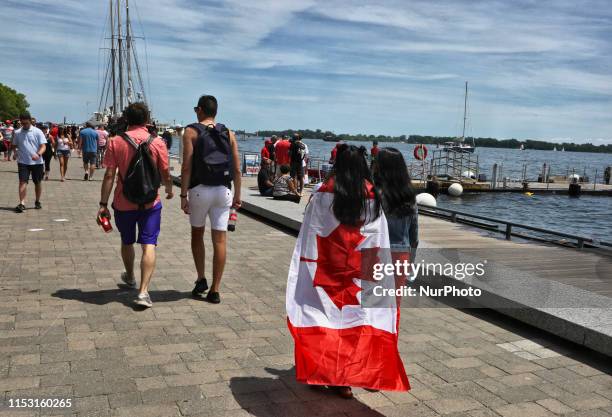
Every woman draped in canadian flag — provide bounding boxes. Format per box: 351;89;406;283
286;144;410;399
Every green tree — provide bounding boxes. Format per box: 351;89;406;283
0;83;29;121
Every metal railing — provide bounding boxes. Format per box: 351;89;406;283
417;204;612;250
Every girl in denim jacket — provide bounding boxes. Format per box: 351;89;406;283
373;148;419;280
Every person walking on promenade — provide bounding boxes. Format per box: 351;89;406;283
372;147;419;273
161;130;173;151
71;125;80;155
12;113;47;213
286;144;409;398
39;124;55;181
1;121;15;161
80;122;98;180
98;102;173;308
56;126;73;182
180;95;241;304
96;124;109;168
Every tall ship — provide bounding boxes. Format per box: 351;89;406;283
441;81;475;153
92;0;149;124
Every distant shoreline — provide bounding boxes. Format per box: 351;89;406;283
252;130;612;154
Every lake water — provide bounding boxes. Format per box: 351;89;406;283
172;138;612;242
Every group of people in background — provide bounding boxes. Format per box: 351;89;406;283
0;114;183;214
258;133;309;203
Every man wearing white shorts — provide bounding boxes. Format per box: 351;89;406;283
180;95;241;304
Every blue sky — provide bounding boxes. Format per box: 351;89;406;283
3;0;612;143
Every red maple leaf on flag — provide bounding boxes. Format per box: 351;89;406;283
301;223;380;309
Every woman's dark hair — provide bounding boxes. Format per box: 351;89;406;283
373;147;416;217
123;102;150;126
161;131;172;141
58;126;67;137
332;144;380;225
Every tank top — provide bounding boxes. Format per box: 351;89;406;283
57;137;70;151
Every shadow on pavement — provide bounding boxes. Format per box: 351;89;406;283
51;286;190;309
229;367;385;417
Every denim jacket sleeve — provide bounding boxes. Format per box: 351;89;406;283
387;206;419;250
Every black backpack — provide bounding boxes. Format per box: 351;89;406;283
188;123;233;187
120;133;161;208
290;141;305;163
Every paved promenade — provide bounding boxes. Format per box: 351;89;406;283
0;161;611;417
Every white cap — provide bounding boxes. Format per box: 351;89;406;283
175;124;183;129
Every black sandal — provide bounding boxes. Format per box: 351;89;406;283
330;386;353;399
205;291;220;304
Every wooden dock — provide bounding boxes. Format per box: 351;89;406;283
411;180;612;195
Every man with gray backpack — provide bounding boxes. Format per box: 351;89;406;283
98;102;173;308
180;95;241;304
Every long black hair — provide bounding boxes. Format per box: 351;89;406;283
332;144;380;225
373;147;416;217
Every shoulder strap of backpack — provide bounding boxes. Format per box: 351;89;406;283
186;123;206;138
145;135;156;145
120;133;139;150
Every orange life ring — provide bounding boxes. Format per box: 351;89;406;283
414;144;428;160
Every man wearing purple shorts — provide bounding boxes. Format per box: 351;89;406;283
98;103;173;308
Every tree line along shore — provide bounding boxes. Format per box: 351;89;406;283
256;130;612;154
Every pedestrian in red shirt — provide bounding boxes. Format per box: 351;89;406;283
98;102;173;309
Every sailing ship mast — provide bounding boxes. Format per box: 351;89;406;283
461;81;468;142
97;0;148;122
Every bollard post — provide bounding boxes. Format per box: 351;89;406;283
569;181;581;197
491;163;498;190
505;224;512;240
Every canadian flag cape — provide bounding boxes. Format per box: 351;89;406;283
286;180;410;391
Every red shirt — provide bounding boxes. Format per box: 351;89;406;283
330;146;338;162
275;139;291;166
103;126;169;211
261;145;270;160
371;146;379;157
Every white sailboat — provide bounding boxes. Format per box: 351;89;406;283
442;81;475;153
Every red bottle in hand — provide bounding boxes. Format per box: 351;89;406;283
227;208;238;232
97;212;113;233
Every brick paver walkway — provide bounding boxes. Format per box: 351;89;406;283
0;160;611;417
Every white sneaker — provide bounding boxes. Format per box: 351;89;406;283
121;272;137;288
135;293;153;308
